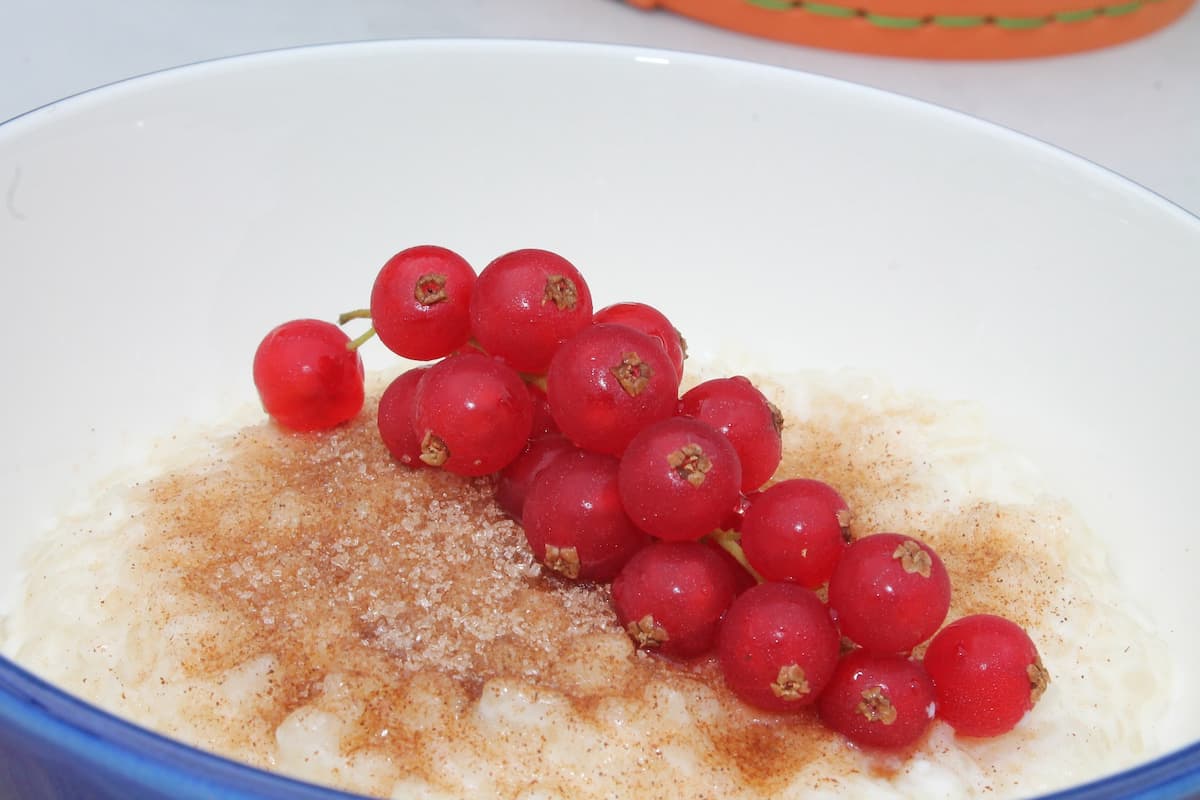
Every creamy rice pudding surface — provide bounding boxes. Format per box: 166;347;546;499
0;372;1169;799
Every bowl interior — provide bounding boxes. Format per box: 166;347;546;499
1;39;1199;792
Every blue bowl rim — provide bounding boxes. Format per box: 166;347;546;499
1;37;1198;800
3;651;1199;799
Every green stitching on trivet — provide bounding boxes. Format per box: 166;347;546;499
742;0;1166;29
932;14;988;26
995;15;1049;27
1103;1;1142;14
805;2;859;17
1055;8;1099;20
865;12;925;26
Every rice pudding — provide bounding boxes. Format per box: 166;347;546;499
0;371;1169;799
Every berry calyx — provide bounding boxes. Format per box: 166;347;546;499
618;417;742;542
817;650;937;749
717;582;840;712
923;614;1049;738
469;248;593;373
827;533;951;654
252;319;365;432
370;245;477;360
411;352;533;476
611;541;740;659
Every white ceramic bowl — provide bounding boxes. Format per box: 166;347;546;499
1;40;1198;799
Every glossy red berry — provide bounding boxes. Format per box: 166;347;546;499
593;302;686;381
469;248;593;373
370;245;476;360
678;376;783;492
252;319;365;432
923;614;1050;738
703;537;758;595
739;479;848;588
718;492;756;533
827;533;952;654
818;650;937;749
546;323;680;457
717;582;840;712
618;417;742;542
797;479;852;542
526;381;558;437
494;433;576;524
411;352;533;477
377;367;429;467
522;450;650;582
611;541;740;659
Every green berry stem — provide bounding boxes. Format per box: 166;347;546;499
346;326;377;351
710;529;766;584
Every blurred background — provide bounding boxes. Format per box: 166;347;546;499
3;0;1197;214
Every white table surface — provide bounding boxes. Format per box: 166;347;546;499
4;0;1199;216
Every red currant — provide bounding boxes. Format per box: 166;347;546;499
797;479;852;542
923;614;1050;738
618;417;742;542
827;533;951;654
546;323;680;457
526;381;558;437
703;537;758;595
522;450;650;582
469;248;593;373
252;318;365;432
678;376;783;492
717;582;840;712
377;367;429;467
611;541;739;659
739;479;847;588
411;352;533;477
817;650;937;749
370;245;476;360
718;492;756;532
494;433;576;524
593;302;686;381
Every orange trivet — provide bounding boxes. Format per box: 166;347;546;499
625;0;1195;58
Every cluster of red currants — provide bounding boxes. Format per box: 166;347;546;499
253;244;1049;750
